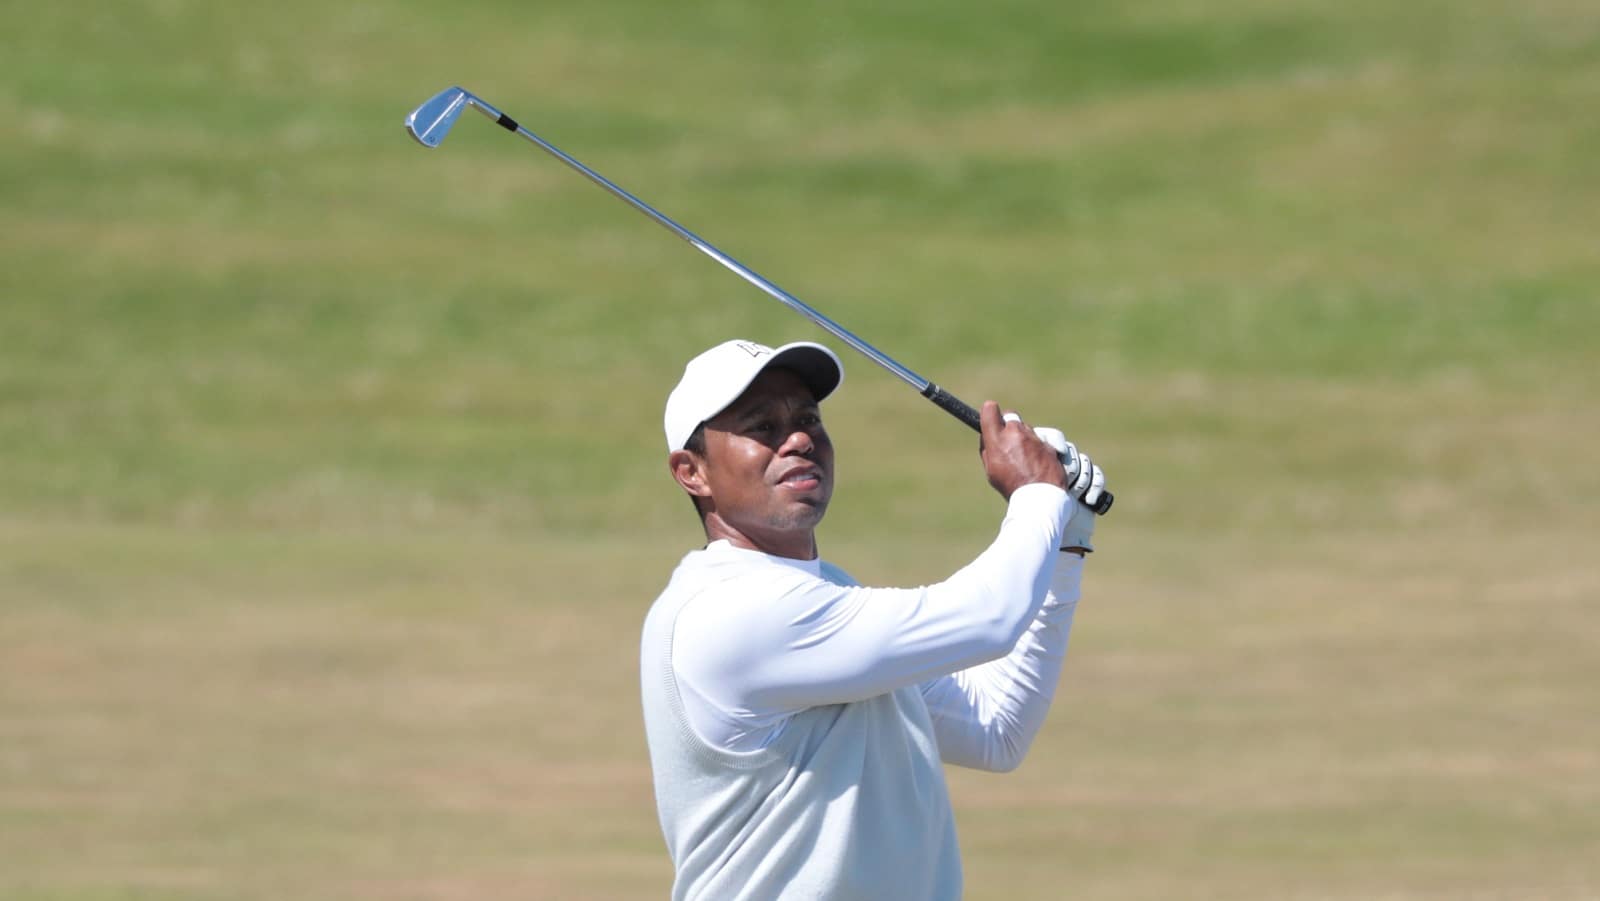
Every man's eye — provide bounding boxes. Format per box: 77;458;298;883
746;422;773;433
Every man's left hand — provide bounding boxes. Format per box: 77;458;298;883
1031;426;1105;553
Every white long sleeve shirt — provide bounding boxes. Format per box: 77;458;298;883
640;483;1085;901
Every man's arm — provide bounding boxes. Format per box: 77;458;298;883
671;403;1092;753
918;551;1085;772
674;483;1071;717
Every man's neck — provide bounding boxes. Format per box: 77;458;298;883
703;518;817;561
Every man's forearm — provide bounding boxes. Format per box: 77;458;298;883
920;554;1084;771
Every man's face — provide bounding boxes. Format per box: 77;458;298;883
694;367;834;546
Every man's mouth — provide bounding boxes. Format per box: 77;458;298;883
778;467;823;490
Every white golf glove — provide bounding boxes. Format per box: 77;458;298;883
1032;426;1105;552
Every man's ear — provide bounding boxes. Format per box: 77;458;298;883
668;449;712;499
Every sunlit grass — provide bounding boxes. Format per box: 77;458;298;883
2;0;1597;897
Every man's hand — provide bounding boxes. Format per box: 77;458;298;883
1031;426;1107;553
978;402;1072;500
1030;427;1107;511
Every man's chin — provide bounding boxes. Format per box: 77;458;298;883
773;499;829;531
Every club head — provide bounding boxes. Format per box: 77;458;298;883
405;87;471;148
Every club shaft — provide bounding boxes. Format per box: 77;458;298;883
442;90;1110;513
464;100;935;394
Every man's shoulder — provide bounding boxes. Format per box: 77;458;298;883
817;558;858;588
643;549;831;694
648;546;808;625
647;547;860;649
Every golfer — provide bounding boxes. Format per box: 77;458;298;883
641;339;1104;900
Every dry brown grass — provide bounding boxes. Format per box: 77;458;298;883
4;498;1596;899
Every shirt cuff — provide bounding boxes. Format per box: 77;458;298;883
1006;482;1071;536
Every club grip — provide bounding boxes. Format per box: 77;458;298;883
921;382;1115;515
921;382;983;431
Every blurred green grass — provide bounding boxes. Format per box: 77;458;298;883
3;0;1598;898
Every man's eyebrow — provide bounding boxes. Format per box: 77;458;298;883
714;404;766;426
724;392;819;422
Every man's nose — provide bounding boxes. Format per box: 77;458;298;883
779;427;814;456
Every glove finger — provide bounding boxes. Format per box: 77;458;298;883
1033;426;1068;456
1082;463;1107;508
1072;453;1094;497
1062;442;1081;482
1032;427;1087;485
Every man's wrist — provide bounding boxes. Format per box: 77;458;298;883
1007;482;1073;548
1057;500;1096;554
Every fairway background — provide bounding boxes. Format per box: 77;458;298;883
3;1;1597;898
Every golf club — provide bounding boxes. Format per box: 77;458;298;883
404;86;1112;514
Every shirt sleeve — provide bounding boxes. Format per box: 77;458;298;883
672;484;1071;743
917;552;1083;772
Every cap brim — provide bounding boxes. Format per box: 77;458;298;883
663;339;846;451
766;342;843;404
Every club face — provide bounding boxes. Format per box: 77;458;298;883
404;87;470;148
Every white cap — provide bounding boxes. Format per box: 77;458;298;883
664;339;844;451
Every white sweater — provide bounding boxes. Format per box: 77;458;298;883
640;483;1084;900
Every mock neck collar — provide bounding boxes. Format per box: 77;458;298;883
703;539;823;576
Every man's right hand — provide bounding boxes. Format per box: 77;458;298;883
979;401;1072;500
